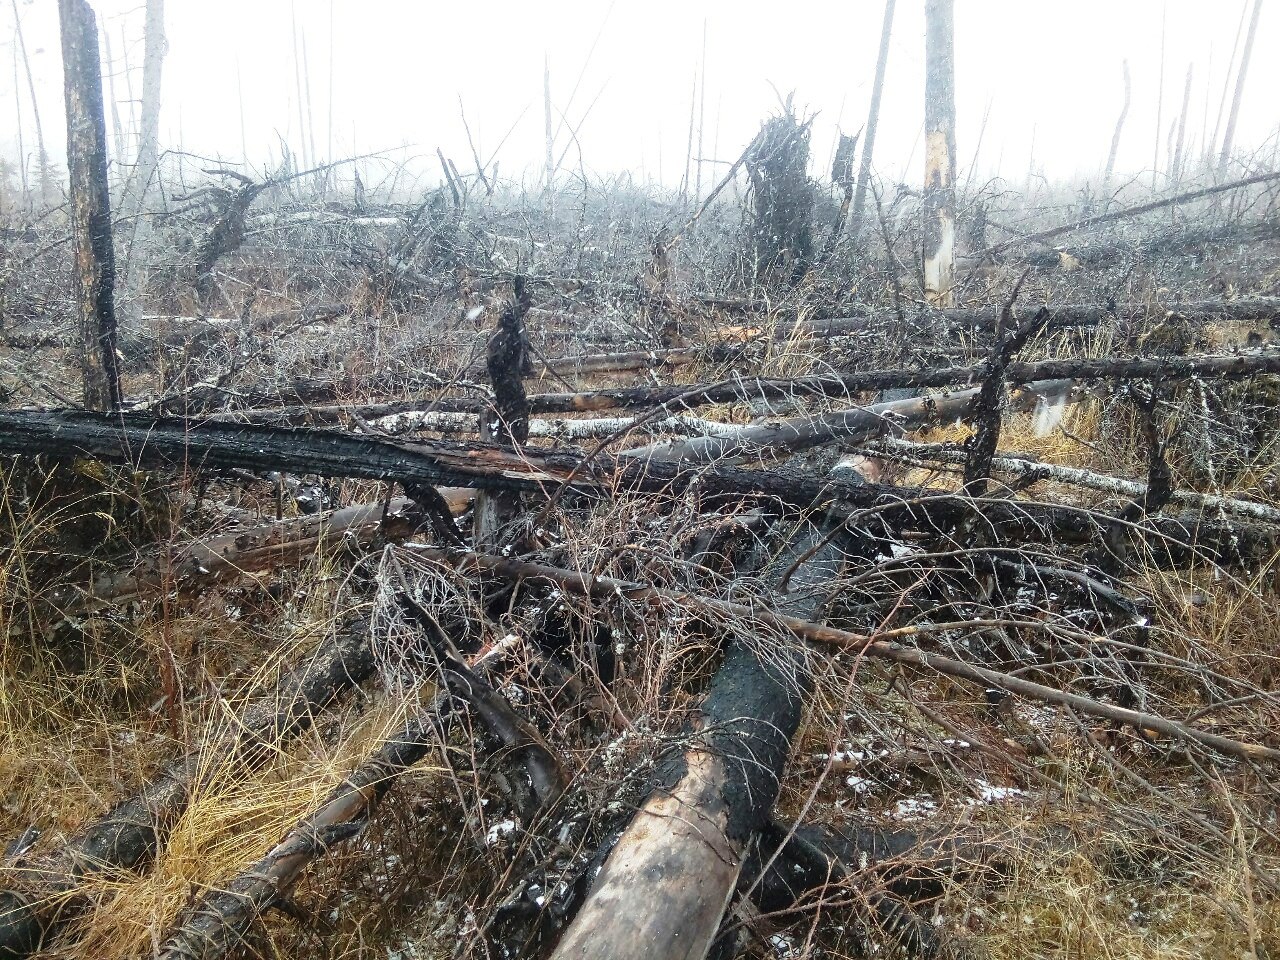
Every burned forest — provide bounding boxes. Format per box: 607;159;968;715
2;1;1280;958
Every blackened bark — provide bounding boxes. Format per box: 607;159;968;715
547;519;849;960
475;277;532;547
58;0;121;411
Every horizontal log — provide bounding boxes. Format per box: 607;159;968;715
0;408;1273;571
0;621;376;958
45;492;472;618
155;709;439;960
204;348;1280;426
621;381;1074;464
369;410;744;440
870;438;1280;524
791;296;1280;339
987;170;1280;251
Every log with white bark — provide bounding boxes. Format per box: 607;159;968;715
622;380;1075;464
371;409;744;439
869;437;1280;524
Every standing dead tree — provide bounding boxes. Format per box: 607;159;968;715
473;277;532;549
745;103;815;288
820;129;859;260
11;0;51;206
1171;63;1194;182
923;0;957;306
59;0;123;411
847;0;895;243
118;0;167;324
1219;0;1263;173
1100;59;1131;203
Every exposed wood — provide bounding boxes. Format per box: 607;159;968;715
922;0;957;306
549;519;850;960
0;622;377;959
621;379;1066;464
58;0;122;411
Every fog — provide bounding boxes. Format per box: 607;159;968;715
3;0;1277;191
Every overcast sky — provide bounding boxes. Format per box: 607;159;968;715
3;1;1276;195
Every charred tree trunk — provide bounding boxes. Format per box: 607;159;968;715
922;0;957;307
549;519;850;960
0;407;1275;571
745;106;815;288
59;0;122;411
474;278;532;549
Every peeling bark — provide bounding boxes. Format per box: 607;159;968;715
922;0;957;307
549;519;849;960
58;0;122;411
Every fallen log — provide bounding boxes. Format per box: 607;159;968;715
790;296;1280;339
0;409;1274;572
45;492;471;618
371;410;748;439
549;518;850;960
203;346;1280;426
621;380;1071;464
869;437;1280;524
470;346;705;379
156;605;563;960
154;710;440;960
0;620;377;959
984;169;1280;253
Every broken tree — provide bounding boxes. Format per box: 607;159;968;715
58;0;122;411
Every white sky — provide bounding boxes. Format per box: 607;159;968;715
3;1;1277;193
